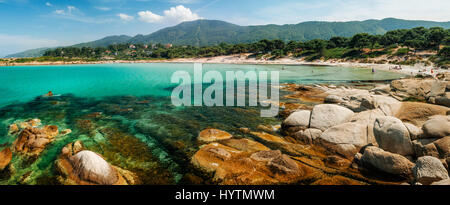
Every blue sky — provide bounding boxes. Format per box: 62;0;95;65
0;0;449;57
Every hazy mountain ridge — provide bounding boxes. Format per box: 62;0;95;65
6;18;450;58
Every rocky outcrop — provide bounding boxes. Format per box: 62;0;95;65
55;141;136;185
413;156;449;185
309;104;354;131
0;148;12;171
360;146;414;179
13;127;56;157
390;79;448;101
422;115;450;139
197;129;233;143
373;116;414;156
191;143;304;185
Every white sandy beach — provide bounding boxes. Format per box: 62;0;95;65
1;54;446;76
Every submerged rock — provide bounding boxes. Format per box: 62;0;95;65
13;127;56;157
197;129;233;143
0;148;12;171
413;156;449;185
360;146;414;179
309;104;354;131
373;116;414;156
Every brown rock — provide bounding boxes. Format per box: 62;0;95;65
13;127;54;157
395;102;448;127
8;124;19;134
250;150;282;162
191;144;305;185
198;129;233;143
43;125;59;138
0;148;12;171
60;129;72;135
268;154;300;174
221;138;270;152
434;137;450;158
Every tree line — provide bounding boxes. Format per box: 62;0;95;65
43;27;449;65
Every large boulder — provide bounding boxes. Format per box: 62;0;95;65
413;156;449;185
0;148;12;171
56;141;136;185
373;116;414;156
317;122;369;158
282;110;311;134
309;104;354;131
70;151;119;185
197;129;233;143
422;115;450;139
360;146;414;179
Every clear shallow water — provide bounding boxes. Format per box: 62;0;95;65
0;63;405;185
0;63;404;107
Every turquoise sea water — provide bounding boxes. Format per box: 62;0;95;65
0;63;405;185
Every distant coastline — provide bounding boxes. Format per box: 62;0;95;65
0;54;443;77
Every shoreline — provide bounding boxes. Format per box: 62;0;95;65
1;54;446;76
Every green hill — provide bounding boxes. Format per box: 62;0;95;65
6;18;450;57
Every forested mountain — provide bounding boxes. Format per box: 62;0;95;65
6;18;450;57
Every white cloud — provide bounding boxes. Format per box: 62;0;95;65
138;11;163;23
45;2;52;7
95;7;111;11
54;9;65;15
53;6;79;16
118;13;134;21
138;5;201;24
